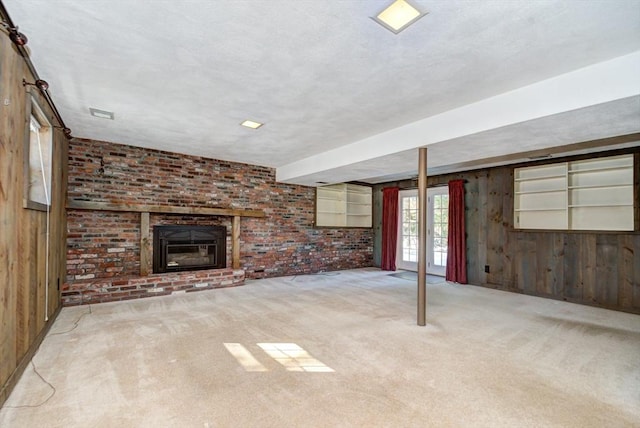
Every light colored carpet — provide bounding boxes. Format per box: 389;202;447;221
1;268;639;427
387;270;444;283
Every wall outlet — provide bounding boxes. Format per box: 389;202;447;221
484;265;490;273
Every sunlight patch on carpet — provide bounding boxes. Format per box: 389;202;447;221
224;343;268;372
258;343;334;373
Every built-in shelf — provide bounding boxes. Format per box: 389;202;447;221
568;165;633;174
316;183;372;227
515;189;567;195
514;153;634;231
568;203;632;208
514;174;566;182
568;184;632;189
515;208;566;212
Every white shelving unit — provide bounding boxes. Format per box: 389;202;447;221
514;154;635;231
316;183;372;227
514;163;568;230
567;155;634;231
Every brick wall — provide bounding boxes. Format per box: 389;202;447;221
66;138;373;296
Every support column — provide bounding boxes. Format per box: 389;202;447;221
417;148;428;326
232;216;241;269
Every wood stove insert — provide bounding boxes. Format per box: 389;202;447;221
153;225;226;273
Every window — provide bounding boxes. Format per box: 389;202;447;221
24;95;53;210
514;154;635;231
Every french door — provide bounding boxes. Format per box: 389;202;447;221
396;188;449;276
428;188;449;276
396;190;418;271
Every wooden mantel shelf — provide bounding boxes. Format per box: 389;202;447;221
66;199;265;274
67;200;265;218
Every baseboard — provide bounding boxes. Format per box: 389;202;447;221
0;305;62;408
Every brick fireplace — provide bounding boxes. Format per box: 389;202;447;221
63;211;245;305
63;138;374;306
153;225;227;273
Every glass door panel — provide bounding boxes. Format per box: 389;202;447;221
396;188;449;276
428;188;449;276
396;190;418;271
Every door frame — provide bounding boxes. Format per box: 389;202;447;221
396;189;418;271
427;186;449;276
395;187;449;276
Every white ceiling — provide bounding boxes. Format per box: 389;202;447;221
4;0;640;186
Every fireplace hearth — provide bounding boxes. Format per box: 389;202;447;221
153;225;226;273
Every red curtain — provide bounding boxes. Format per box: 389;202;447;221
381;187;399;271
446;180;467;284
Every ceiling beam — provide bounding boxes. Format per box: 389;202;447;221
277;52;640;184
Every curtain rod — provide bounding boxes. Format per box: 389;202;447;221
0;1;69;133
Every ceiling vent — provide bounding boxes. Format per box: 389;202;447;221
89;108;114;120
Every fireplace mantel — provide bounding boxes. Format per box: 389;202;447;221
66;199;266;275
67;200;265;218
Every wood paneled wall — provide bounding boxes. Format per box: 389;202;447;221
373;148;640;314
0;30;68;406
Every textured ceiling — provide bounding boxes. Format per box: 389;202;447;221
317;97;640;184
4;0;640;185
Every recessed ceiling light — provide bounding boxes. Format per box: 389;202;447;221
89;108;114;120
373;0;427;34
240;120;263;129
